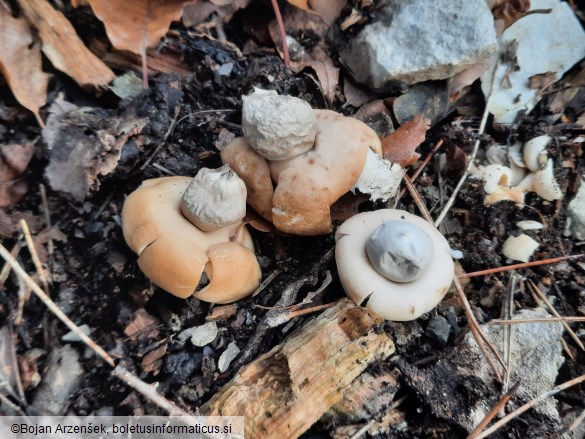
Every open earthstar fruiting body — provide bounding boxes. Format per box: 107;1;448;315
335;209;454;321
221;90;404;236
122;176;261;303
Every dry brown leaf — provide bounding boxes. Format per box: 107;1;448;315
141;343;167;374
447;55;495;101
291;47;339;107
42;99;148;201
343;79;376;108
491;0;531;31
18;0;115;89
381;114;430;167
0;3;49;126
528;71;556;90
287;0;346;26
85;0;188;56
330;192;369;222
0;143;34;208
124;309;161;341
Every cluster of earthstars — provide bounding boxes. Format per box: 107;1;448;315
122;90;454;321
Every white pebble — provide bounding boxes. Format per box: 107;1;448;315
190;322;218;347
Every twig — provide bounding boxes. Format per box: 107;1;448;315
19;219;50;294
400;173;506;381
140;105;181;171
454;277;505;383
434;57;497;228
289;270;333;311
350;395;408;439
458;254;584;278
490;316;585;325
39;184;54;257
467;381;521;438
402;174;433;223
0;242;23;288
502;274;518;391
471;374;585;439
396;139;444;201
270;0;290;67
151;163;176;175
528;280;584;351
566;408;585;435
112;365;194;416
0;243;115;367
252;268;282;297
285;302;336;319
0;243;199;417
560;338;575;361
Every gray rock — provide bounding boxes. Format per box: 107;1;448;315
399;308;565;433
425;315;451;344
568;180;585;240
341;0;497;88
32;345;83;415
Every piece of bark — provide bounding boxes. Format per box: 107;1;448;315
200;299;395;439
18;0;115;89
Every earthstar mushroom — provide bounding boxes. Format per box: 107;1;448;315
336;209;454;321
221;89;404;235
122;175;261;303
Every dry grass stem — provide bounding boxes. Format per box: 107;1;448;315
455;277;505;383
396;139;444;201
0;243;201;417
39;183;54;257
112;365;194;417
403;174;433;223
467;380;521;438
0;243;115;367
0;242;23;288
528;280;584;351
286;302;336;319
404;176;506;381
270;0;290;67
434;59;495;228
490;316;585;325
561;338;575;361
566;408;585;434
458;254;584;278
472;374;585;439
19;219;50;294
252;268;282;297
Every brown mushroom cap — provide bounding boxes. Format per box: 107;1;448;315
220;138;274;222
122;176;261;301
221;110;382;235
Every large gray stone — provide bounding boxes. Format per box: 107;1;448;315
341;0;497;88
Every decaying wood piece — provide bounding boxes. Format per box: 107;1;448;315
200;299;395;439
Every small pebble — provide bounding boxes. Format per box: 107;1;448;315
516;220;544;230
190;322;218;347
218;342;240;373
61;324;91;342
425;315;451;345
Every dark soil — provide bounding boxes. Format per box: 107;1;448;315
0;1;584;438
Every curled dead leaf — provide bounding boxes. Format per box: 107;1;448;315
381;114;430;167
491;0;531;31
287;0;347;26
0;3;49;126
18;0;115;89
0;143;34;208
290;47;339;107
85;0;188;72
